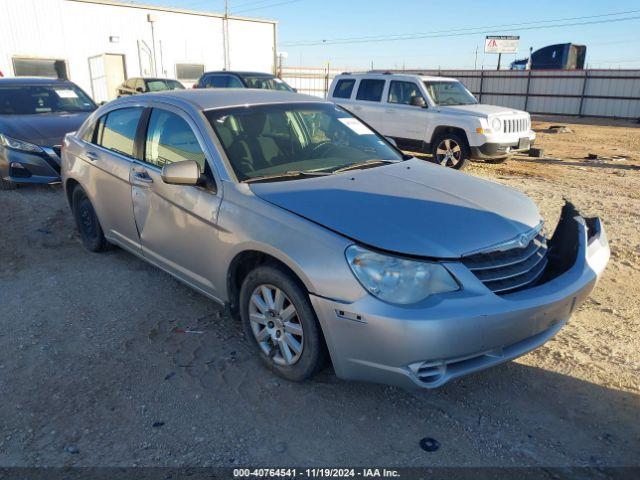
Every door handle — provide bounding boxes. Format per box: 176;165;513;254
85;151;98;161
133;171;153;184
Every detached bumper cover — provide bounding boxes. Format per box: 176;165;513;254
471;140;535;159
311;212;609;389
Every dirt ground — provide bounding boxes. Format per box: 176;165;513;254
0;120;639;469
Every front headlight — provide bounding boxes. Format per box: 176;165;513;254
345;245;459;304
0;133;43;153
491;117;502;132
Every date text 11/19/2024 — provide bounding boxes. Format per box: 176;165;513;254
233;468;401;478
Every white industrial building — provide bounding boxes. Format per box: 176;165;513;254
0;0;278;102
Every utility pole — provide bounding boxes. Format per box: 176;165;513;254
223;0;230;70
474;45;478;70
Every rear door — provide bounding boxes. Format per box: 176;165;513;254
82;106;145;253
383;80;429;150
129;104;223;297
349;78;388;133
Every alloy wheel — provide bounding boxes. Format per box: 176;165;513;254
249;284;304;366
435;138;462;167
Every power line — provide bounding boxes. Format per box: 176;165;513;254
232;0;304;14
281;9;640;46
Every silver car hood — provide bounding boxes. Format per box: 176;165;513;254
250;159;541;258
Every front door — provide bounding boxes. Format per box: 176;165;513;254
383;80;430;151
130;105;223;297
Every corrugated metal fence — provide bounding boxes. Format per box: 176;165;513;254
281;67;640;120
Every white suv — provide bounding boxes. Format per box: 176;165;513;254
329;72;536;169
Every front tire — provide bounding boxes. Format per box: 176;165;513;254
72;186;110;252
431;133;469;169
239;265;326;382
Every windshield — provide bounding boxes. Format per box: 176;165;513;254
206;103;403;182
423;81;477;106
147;79;185;92
243;76;294;92
0;84;97;115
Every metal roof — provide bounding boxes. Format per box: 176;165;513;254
339;72;457;82
65;0;277;24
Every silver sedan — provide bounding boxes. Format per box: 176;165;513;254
61;90;609;388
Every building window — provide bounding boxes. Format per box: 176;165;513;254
12;57;68;79
176;63;205;82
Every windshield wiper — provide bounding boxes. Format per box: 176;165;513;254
244;170;331;184
329;159;397;174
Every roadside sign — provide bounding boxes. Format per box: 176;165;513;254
484;36;520;54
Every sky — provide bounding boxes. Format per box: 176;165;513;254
135;0;640;69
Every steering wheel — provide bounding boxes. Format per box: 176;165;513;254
305;141;337;158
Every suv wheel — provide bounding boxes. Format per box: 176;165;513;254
72;186;110;252
432;133;469;169
240;265;326;382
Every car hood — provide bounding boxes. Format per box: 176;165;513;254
0;112;92;146
437;103;526;118
250;159;541;258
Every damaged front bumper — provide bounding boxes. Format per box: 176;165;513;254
310;206;609;389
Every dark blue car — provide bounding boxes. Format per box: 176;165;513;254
0;78;97;190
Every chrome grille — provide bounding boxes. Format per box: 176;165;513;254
503;116;529;134
462;232;548;295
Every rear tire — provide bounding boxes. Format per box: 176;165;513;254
431;133;469;169
72;186;110;252
239;265;326;382
0;177;17;190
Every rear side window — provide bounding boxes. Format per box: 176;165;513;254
144;109;206;170
96;108;143;158
356;79;385;102
333;79;355;99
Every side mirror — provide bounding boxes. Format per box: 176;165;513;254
410;96;427;108
385;136;398;147
161;160;201;186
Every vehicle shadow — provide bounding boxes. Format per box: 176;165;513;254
515;157;640;171
301;359;640;467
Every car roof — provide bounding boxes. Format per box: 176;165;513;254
0;77;76;86
119;89;324;111
336;72;457;82
202;71;276;78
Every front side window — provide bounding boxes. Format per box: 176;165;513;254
96;108;143;157
0;84;97;115
423;81;477;106
388;81;425;106
333;79;355;99
206;103;402;182
144;109;206;170
356;79;385;102
242;76;293;91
